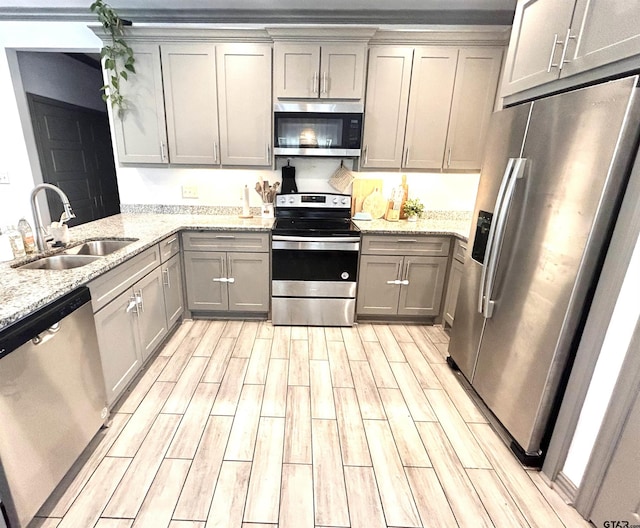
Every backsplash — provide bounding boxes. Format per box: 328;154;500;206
116;158;480;213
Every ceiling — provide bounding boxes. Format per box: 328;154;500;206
0;0;517;25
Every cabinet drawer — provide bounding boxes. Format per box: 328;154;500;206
361;235;450;257
182;231;269;252
453;238;467;263
88;245;161;313
159;234;180;262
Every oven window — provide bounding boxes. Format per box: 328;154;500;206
272;249;358;281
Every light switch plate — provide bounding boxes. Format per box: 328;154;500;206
182;184;199;199
0;172;9;184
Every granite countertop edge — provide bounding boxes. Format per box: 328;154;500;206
0;212;471;332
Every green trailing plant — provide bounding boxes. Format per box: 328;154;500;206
90;0;135;111
403;197;425;218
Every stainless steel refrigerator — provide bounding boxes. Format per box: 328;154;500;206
448;75;640;465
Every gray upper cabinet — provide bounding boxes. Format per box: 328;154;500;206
274;42;366;100
562;0;640;78
403;47;458;169
501;0;575;97
161;44;220;165
363;45;502;171
444;47;503;170
112;44;168;164
216;43;272;166
502;0;640;98
361;47;413;169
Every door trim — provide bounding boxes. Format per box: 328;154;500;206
574;317;640;517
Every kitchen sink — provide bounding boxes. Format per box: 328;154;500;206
18;254;103;270
62;238;137;256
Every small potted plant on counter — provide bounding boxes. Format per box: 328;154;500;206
403;198;424;222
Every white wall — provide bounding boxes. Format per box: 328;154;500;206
17;51;106;112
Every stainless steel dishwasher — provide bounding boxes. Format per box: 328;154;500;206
0;287;107;528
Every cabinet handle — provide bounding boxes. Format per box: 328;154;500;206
400;279;409;285
558;28;576;70
363;145;368;165
215;235;235;239
447;147;452;168
213;141;218;163
227;277;235;284
322;72;328;94
266;143;271;161
160;141;167;162
546;33;562;72
163;268;170;287
165;237;177;246
213;277;227;282
313;71;318;94
126;297;138;314
397;239;418;243
135;289;144;312
386;280;401;285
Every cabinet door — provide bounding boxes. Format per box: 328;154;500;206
112;44;168;164
274;43;320;99
162;254;184;328
443;258;464;326
562;0;640;78
161;44;220;165
134;267;168;361
93;288;142;406
217;44;272;166
227;252;270;312
183;251;228;311
361;47;413;169
445;47;503;170
398;256;447;317
356;255;403;316
320;44;366;100
403;47;458;170
501;0;575;97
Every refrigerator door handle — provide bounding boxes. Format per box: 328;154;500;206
478;157;516;314
483;157;527;318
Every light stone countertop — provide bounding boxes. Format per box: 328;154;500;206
0;211;472;332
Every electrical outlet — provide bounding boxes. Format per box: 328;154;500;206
182;184;199;199
0;172;9;184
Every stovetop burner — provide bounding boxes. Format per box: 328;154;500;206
272;217;360;237
272;192;360;237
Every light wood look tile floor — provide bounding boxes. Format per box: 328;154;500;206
34;321;591;528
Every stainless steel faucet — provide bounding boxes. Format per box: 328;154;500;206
30;183;76;251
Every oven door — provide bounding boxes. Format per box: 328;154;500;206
272;236;359;298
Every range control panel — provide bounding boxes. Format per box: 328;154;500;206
276;193;350;209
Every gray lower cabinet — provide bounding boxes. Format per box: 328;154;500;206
162;253;185;327
357;255;447;317
443;238;467;327
183;245;269;313
92;287;142;406
135;267;169;361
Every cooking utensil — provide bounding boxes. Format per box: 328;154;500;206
362;187;386;219
351;178;383;216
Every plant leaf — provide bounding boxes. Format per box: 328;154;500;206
120;70;128;80
124;63;135;73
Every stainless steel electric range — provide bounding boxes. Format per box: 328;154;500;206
271;192;360;326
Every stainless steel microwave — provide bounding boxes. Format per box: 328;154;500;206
273;102;363;157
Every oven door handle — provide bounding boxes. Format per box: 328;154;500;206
272;239;360;251
272;235;359;243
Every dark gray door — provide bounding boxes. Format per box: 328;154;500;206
27;93;120;226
